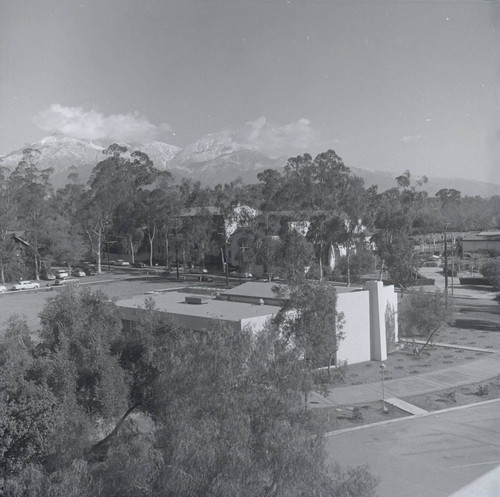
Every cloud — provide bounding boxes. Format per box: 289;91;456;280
400;134;422;143
33;104;173;143
235;116;320;156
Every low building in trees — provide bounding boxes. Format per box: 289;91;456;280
460;231;500;255
116;280;398;365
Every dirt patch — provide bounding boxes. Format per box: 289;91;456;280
313;401;409;432
402;375;500;411
339;343;490;387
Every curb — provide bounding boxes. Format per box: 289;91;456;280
400;338;498;354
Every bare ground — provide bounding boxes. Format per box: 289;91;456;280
314;322;499;432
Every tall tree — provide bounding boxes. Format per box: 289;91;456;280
9;149;53;280
0;166;20;283
373;170;428;288
273;281;345;386
86;145;158;272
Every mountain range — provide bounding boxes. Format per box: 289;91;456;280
1;133;499;197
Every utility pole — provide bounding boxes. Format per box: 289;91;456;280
444;225;448;306
451;236;455;296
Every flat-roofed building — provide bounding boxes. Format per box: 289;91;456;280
118;289;277;334
460;231;500;254
117;280;398;365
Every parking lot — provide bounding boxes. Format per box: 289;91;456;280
0;269;231;336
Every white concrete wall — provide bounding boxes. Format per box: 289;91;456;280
241;314;274;334
366;281;399;361
336;291;372;365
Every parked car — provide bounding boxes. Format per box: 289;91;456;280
0;285;7;293
41;270;56;280
132;261;147;268
54;277;79;287
169;264;185;273
111;259;130;266
187;266;208;274
72;268;86;277
258;272;281;281
55;269;69;279
81;264;96;276
11;280;40;290
229;270;253;279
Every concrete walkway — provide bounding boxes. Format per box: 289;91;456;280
385;397;428;415
309;352;500;408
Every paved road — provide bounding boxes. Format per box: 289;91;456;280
325;400;500;497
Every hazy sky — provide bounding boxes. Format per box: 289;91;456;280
1;0;499;183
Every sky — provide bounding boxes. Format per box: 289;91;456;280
1;0;499;183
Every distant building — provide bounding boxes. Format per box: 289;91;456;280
460;231;500;255
116;280;398;366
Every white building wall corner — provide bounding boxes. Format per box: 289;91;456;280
336;291;371;365
366;280;388;361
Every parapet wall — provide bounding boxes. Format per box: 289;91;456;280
366;280;398;361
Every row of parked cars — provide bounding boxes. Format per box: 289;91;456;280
0;263;98;293
41;267;93;280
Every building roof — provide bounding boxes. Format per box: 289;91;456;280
117;290;277;323
222;282;289;300
222;281;365;299
461;231;500;242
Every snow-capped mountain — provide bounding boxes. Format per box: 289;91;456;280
1;133;499;196
0;135;103;184
170;130;249;165
140;141;182;168
169;149;287;185
164;129;287;185
0;135;181;187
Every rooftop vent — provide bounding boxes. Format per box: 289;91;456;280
185;296;207;305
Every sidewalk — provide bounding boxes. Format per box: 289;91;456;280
309;352;500;408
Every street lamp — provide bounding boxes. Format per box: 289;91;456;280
380;362;388;414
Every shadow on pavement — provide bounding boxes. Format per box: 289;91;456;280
453;319;500;331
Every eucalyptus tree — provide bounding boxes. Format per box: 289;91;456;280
212;179;249;283
0;166;20;283
86;145;158;272
265;150;369;282
372;170;429;288
273;281;345;392
8;148;53;280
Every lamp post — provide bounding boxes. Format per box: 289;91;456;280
380;362;388;414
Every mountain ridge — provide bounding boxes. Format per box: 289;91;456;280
1;134;498;197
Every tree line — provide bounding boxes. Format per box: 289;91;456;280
2;145;500;287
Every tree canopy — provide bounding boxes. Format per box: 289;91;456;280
0;288;377;497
